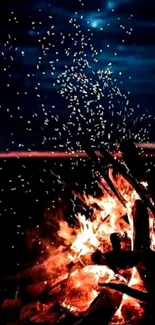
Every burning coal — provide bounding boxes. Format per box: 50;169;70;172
1;142;155;325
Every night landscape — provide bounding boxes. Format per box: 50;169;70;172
0;0;155;324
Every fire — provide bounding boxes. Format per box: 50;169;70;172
111;267;146;324
41;172;153;323
61;265;115;314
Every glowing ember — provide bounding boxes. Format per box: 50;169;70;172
111;267;146;324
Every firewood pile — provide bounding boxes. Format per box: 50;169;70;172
1;140;155;325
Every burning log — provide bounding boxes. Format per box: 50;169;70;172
93;197;150;270
95;171;126;207
119;140;146;181
1;262;68;287
97;199;150;268
110;233;121;251
0;248;75;304
75;288;122;325
0;298;22;325
98;283;148;303
97;197;155;323
82;140;127;207
133;200;150;252
19;301;68;325
91;250;106;265
104;251;144;269
23;278;67;304
99;147;155;215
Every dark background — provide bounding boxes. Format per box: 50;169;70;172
0;0;155;149
0;0;155;289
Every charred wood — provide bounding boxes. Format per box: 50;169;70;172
82;140;126;207
147;167;155;203
104;251;144;269
0;298;22;324
133;200;150;252
99;147;155;215
119;140;146;181
98;283;148;303
75;288;122;325
110;233;121;251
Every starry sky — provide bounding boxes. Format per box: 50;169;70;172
1;0;155;149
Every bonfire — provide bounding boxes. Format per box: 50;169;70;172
1;141;155;325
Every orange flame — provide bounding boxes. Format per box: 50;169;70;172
42;172;154;322
111;267;146;324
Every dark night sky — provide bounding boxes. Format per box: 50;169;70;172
0;0;155;149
